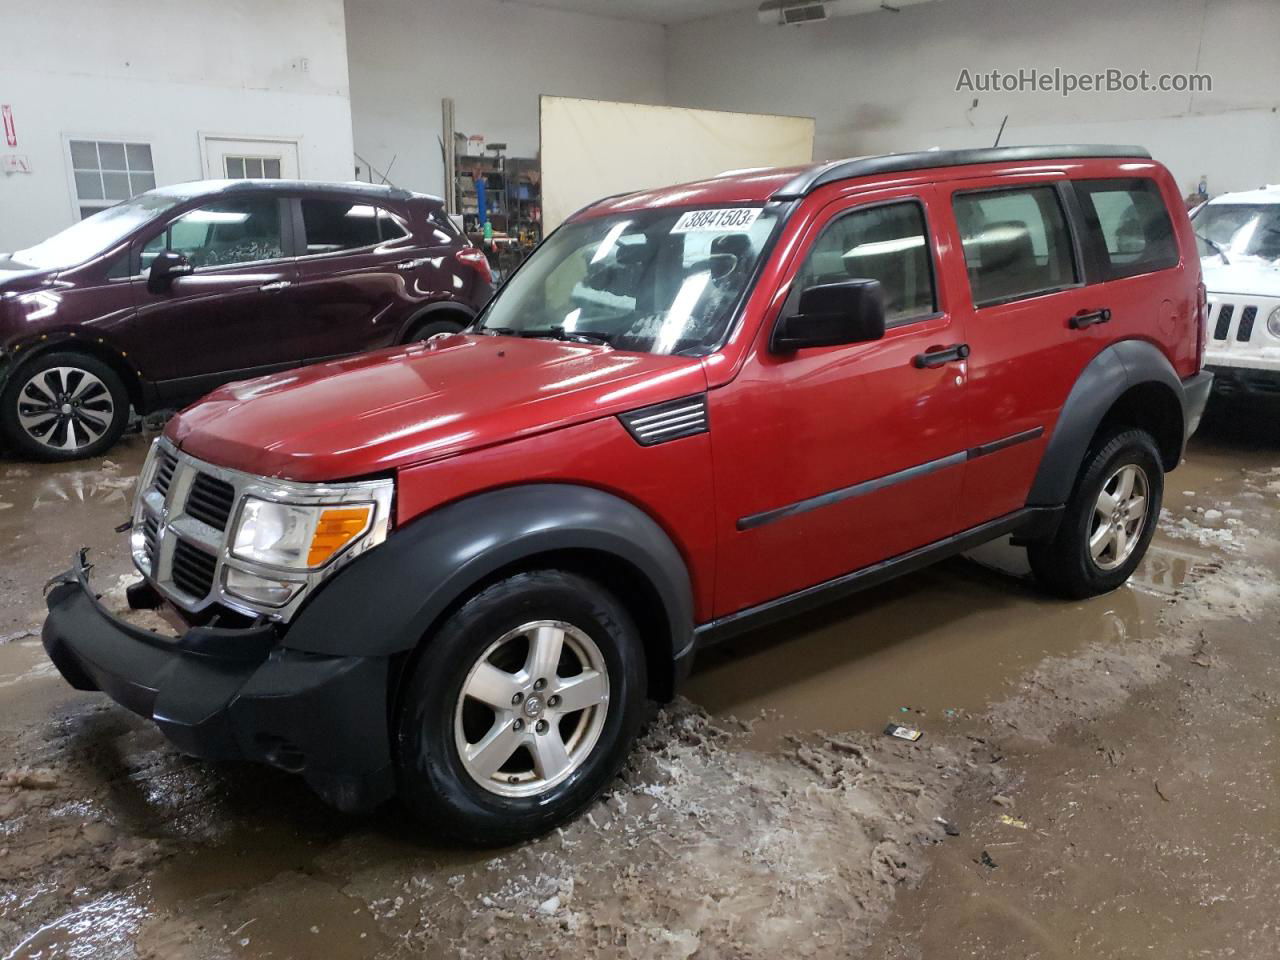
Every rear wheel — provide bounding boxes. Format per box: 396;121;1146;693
0;352;129;461
394;569;645;845
1028;428;1163;599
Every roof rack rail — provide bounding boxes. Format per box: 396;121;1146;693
772;144;1152;200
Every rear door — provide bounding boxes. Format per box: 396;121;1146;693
937;179;1100;529
291;196;424;360
130;195;300;398
711;186;971;617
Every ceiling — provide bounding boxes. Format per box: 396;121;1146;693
503;0;763;25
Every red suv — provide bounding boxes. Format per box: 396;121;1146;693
0;180;493;461
42;146;1212;844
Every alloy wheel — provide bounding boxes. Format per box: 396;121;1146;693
15;366;116;454
1089;463;1149;572
453;620;610;798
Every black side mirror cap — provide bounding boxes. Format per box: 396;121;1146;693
770;279;887;353
146;250;193;294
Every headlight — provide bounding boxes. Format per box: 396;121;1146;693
1268;306;1280;339
231;498;376;569
222;478;394;610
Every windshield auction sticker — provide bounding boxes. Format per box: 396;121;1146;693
670;208;763;233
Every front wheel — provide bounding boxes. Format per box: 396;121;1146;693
1028;427;1164;599
394;570;646;845
0;352;130;461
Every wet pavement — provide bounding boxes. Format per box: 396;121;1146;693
1;408;1277;959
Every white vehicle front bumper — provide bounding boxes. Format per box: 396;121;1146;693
1204;294;1280;389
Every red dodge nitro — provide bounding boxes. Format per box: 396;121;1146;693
43;145;1212;843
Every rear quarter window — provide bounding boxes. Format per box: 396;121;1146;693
1074;178;1179;280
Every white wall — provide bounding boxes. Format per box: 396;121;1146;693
345;0;667;199
0;0;355;251
667;0;1280;198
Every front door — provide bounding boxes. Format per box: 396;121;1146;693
130;195;300;400
202;135;300;181
711;186;971;617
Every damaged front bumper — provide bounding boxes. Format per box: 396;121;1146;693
41;552;394;812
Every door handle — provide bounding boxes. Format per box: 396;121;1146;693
913;343;970;368
397;258;429;270
1069;308;1111;329
259;280;292;292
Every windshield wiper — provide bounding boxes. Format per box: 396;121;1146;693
1197;234;1231;265
528;327;615;347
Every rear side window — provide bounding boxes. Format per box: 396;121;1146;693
953;187;1078;307
1075;178;1179;279
301;199;405;253
797;200;936;324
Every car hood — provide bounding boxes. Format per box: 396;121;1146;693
0;256;58;292
1201;256;1280;299
168;334;709;481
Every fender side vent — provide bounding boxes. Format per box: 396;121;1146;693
619;394;709;446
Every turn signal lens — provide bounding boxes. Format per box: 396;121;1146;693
306;506;374;567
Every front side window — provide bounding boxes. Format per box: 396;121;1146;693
953;186;1078;307
301;199;404;253
70;139;156;220
1191;202;1280;264
478;206;781;355
141;198;284;271
796;200;936;324
1076;178;1179;279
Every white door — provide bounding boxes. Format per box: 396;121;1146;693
201;135;300;180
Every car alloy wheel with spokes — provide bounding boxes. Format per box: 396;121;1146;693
454;620;610;797
1088;463;1149;571
16;365;116;453
394;569;645;844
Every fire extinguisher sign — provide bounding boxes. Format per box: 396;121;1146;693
2;106;15;148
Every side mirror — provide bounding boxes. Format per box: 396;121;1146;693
770;279;886;353
146;251;193;294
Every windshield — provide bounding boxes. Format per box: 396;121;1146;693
1192;203;1280;262
8;193;183;270
478;206;781;355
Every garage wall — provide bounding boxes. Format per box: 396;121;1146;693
667;0;1280;197
345;0;667;200
0;0;355;252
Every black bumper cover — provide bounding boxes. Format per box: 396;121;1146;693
1182;370;1214;440
42;557;394;812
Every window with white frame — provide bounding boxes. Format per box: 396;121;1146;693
223;155;282;179
69;140;156;220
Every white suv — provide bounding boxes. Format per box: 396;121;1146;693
1192;185;1280;400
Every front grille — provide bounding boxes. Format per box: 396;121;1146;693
618;394;709;446
171;538;218;599
1212;303;1234;341
142;514;161;569
1237;306;1257;342
154;448;179;497
186;472;236;531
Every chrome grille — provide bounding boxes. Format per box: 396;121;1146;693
185;472;236;531
153;447;179;497
130;437;394;623
618;394;709;446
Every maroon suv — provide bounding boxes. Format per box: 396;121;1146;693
0;180;494;461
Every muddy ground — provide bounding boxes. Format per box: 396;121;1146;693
1;407;1277;959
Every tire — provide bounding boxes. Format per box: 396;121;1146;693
395;569;646;846
1028;427;1164;600
0;351;130;462
404;316;465;343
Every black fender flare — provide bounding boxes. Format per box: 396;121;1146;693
1028;339;1187;506
395;300;476;342
283;484;695;668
